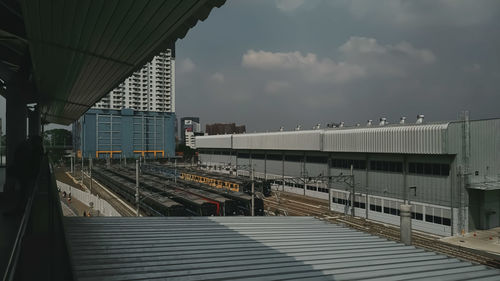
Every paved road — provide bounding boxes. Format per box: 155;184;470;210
61;201;76;216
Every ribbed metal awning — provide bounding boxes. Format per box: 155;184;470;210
1;0;225;124
468;181;500;191
63;217;500;280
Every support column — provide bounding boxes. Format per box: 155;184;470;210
5;92;27;192
28;105;41;138
400;204;412;245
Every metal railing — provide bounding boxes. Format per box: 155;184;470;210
2;157;73;281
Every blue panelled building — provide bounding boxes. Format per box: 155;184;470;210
73;109;176;159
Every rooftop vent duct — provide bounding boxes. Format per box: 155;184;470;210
400;117;407;124
379;118;388;126
367;120;373;126
416;114;424;124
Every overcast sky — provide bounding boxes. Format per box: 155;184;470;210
175;0;500;132
2;0;500;133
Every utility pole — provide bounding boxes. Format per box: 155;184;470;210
135;159;140;216
81;155;84;183
174;158;177;184
89;156;93;193
327;157;332;212
251;166;255;217
0;118;3;165
351;164;355;217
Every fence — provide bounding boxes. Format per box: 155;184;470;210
57;181;121;216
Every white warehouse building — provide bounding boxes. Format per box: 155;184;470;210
196;117;500;236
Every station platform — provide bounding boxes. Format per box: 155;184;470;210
63;216;500;281
442;227;500;256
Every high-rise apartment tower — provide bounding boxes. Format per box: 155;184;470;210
94;45;175;112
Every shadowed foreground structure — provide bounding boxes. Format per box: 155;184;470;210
63;217;500;281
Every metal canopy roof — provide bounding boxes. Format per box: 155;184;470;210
63;217;500;280
1;0;224;124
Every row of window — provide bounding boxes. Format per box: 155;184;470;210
409;163;450;176
271;180;330;194
370;161;403;173
331;196;451;226
200;152;450;177
330;159;366;170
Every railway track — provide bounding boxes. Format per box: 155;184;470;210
264;191;500;269
80;172;138;217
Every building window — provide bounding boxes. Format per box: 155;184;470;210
285;155;303;162
408;162;449;176
251;153;265;159
370;161;403;173
330;159;366;170
307;156;328;164
267;154;282;161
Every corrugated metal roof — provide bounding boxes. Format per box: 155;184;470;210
196;123;450;154
232;131;322;151
19;0;225;124
322;123;449;154
63;217;499;280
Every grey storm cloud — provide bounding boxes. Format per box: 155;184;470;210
4;0;497;132
175;0;500;132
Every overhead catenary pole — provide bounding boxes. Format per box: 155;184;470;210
327;157;332;212
81;154;84;183
135;159;140;216
89;156;92;193
351;164;355;217
251;166;255;217
0;118;2;165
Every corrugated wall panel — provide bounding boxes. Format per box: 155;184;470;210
323;124;449;154
232;131;321;151
266;160;283;176
196;135;232;149
251;159;266;174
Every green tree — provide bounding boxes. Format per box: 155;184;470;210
43;129;72;163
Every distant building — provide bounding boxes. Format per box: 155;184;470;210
185;131;206;149
73;109;175;159
196;115;500;236
93;46;175;113
206;123;246;135
88;46;176;158
180;117;201;144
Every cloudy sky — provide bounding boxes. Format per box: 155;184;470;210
175;0;500;132
1;0;499;133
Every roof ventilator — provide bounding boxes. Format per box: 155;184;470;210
416;114;424;124
379;118;388;126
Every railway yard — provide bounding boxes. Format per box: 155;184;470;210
59;163;500;270
88;164;264;217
